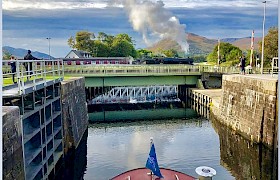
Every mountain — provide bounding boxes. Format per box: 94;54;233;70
230;37;261;51
2;46;55;59
147;33;217;56
221;37;243;43
147;33;261;56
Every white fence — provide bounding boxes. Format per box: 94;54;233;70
3;59;64;94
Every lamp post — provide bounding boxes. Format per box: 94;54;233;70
46;37;51;60
261;1;266;74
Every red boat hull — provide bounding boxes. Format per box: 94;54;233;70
111;167;195;180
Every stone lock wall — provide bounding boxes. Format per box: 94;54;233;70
61;77;89;154
2;106;24;180
213;75;277;147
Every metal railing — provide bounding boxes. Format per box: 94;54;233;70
271;57;279;76
63;64;242;75
3;59;64;94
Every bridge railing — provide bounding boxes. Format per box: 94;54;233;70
63;64;242;75
3;59;64;94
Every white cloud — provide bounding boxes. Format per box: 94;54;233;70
3;0;278;10
3;0;108;10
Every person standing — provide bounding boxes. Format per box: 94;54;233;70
240;55;246;75
24;50;39;79
10;56;17;83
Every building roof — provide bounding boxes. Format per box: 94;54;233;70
65;50;93;58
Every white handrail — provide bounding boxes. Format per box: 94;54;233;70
3;59;64;95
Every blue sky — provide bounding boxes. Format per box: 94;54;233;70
3;0;278;58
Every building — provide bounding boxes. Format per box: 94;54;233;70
65;50;93;59
64;50;134;65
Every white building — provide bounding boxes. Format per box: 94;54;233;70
65;50;92;59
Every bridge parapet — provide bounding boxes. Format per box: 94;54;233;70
63;64;242;76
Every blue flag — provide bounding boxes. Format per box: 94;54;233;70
145;143;164;178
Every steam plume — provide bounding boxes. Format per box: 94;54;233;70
115;0;189;53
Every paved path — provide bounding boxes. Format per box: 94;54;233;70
230;74;278;81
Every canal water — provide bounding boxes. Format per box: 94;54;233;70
84;118;235;180
59;103;276;180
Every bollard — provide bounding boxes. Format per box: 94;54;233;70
195;166;216;180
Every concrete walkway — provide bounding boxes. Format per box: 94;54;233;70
230;74;278;81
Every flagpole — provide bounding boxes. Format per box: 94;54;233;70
250;30;254;67
217;38;220;66
146;137;163;179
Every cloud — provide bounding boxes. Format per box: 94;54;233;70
3;0;278;10
117;0;189;53
3;0;109;10
2;0;278;57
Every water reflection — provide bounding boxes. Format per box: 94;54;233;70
57;106;277;180
84;119;234;180
55;130;88;180
212;119;277;180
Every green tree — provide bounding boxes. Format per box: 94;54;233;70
207;42;242;66
246;49;258;66
3;51;12;60
67;36;76;49
75;31;95;52
104;35;115;48
114;33;133;43
192;55;206;63
111;39;136;57
136;49;153;58
93;40;110;57
67;31;137;57
162;49;178;57
97;32;108;42
258;27;278;67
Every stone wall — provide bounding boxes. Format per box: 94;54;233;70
2;106;24;180
212;75;278;147
61;77;89;154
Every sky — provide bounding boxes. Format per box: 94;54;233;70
2;0;278;58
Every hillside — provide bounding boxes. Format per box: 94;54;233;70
231;37;261;51
147;33;261;56
148;33;217;56
2;46;55;59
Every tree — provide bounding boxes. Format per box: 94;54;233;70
67;36;76;49
104;35;115;48
192;55;206;63
136;49;153;58
207;42;242;66
97;32;108;42
258;27;278;67
93;40;110;57
75;31;95;52
3;51;12;60
245;49;258;66
111;39;136;57
162;49;178;57
67;31;137;57
114;34;133;44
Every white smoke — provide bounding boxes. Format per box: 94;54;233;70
114;0;189;54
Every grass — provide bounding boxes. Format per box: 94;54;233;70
2;75;73;87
